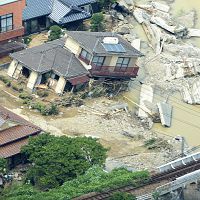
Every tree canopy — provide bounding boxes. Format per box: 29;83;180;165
97;0;116;9
48;25;62;41
1;166;149;200
0;158;7;174
21;133;107;190
90;13;105;32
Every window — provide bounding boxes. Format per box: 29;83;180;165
0;13;13;33
92;56;105;67
80;49;92;62
116;57;130;68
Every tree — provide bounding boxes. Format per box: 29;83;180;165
48;25;62;41
109;192;136;200
98;0;116;10
90;13;105;32
21;133;107;190
0;158;7;174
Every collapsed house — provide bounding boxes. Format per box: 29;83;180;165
7;31;143;94
0;106;42;168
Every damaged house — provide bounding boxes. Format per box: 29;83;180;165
7;31;143;94
0;106;42;168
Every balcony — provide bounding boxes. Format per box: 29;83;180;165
0;26;24;42
90;65;139;79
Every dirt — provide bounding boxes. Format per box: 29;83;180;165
28;33;48;48
0;75;180;171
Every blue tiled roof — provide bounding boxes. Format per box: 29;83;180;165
23;0;95;22
23;0;53;21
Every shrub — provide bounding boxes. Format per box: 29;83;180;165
11;83;23;92
19;92;33;100
98;0;116;9
0;75;11;86
23;36;32;45
48;25;62;41
36;90;49;97
41;103;59;116
90;13;105;32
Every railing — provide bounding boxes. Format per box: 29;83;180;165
90;64;139;78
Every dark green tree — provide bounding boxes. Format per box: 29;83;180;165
21;133;107;190
0;158;7;174
90;13;105;32
48;25;62;41
109;192;136;200
98;0;116;10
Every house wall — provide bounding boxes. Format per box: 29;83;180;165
27;71;39;90
65;36;81;55
7;59;18;77
0;0;26;42
55;76;66;94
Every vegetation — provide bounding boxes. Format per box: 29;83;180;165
90;13;105;32
1;167;149;200
0;75;11;87
36;90;49;97
21;133;108;190
97;0;116;9
144;138;172;150
0;158;7;174
48;25;62;41
19;92;33;100
23;36;32;45
109;192;136;200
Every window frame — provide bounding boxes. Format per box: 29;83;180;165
0;13;13;33
80;49;92;63
115;57;130;71
92;56;105;69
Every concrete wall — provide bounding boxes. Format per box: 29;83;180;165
65;36;81;55
7;60;18;77
27;71;39;90
55;76;66;94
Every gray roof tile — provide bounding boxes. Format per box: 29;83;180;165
66;31;143;57
10;39;88;79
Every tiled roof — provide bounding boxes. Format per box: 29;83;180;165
66;31;143;57
23;0;96;22
0;125;40;146
0;106;42;158
10;39;89;79
23;0;53;21
0;138;30;158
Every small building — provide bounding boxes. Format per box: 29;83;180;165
7;31;143;94
23;0;96;34
0;0;26;57
0;106;42;168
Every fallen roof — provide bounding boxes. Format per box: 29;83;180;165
66;31;143;57
10;39;89;79
0;106;42;158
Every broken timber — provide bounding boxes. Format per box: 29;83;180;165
157;102;173;127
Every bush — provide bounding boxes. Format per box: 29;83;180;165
19;92;33;100
11;83;23;92
0;75;11;86
90;13;105;32
23;36;32;45
40;103;59;116
48;25;62;41
36;90;49;97
98;0;116;9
